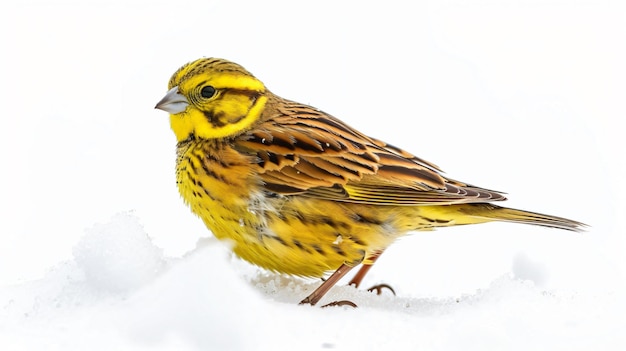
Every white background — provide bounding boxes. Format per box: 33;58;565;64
1;0;624;350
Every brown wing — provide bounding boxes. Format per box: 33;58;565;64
234;95;506;205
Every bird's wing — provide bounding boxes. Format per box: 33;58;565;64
234;98;506;205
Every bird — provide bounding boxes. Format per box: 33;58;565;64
155;57;585;307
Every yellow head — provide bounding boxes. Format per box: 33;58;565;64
155;58;268;141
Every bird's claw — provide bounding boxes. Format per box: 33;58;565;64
367;283;396;296
322;300;358;308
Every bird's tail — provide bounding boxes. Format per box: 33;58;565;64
416;203;587;232
457;203;586;232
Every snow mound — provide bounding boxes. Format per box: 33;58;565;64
1;212;265;350
73;212;164;293
512;252;549;287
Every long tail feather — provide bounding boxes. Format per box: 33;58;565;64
461;204;587;232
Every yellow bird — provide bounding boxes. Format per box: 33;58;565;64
155;58;585;306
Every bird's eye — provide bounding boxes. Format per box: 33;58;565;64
200;86;216;98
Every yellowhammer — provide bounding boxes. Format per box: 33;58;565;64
155;58;585;307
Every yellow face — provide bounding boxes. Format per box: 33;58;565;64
155;58;268;141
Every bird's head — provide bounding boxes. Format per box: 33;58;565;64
155;58;268;142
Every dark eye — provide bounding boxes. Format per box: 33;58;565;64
200;85;216;98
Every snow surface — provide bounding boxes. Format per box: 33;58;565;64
1;0;626;350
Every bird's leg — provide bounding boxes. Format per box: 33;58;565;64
299;264;355;306
348;250;396;296
348;250;383;288
347;263;374;289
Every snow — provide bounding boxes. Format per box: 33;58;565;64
2;0;626;350
73;212;165;293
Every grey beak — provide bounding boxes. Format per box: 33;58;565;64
155;86;189;114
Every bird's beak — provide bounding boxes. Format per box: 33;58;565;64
155;86;189;114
